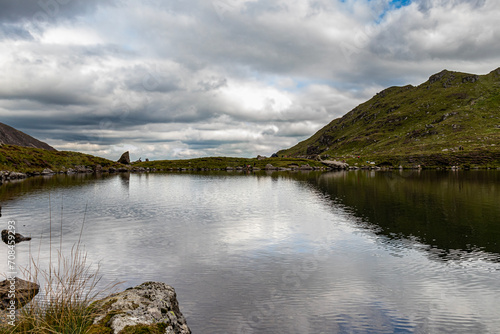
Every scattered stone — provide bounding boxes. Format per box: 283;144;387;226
91;281;191;334
0;277;39;310
8;172;27;179
118;151;131;165
320;160;349;169
73;165;93;173
257;155;267;160
265;164;277;170
41;168;54;175
462;75;479;83
1;230;31;244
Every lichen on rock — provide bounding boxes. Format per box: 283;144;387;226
90;282;190;334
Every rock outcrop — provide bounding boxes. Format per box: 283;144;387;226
0;277;39;310
117;151;131;165
91;281;191;334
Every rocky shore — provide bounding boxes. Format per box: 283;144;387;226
90;281;191;334
0;280;191;333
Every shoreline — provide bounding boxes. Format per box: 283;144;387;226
2;163;499;185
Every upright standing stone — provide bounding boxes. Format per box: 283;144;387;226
117;151;131;165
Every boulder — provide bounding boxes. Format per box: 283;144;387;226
41;168;55;175
265;164;277;170
91;281;191;334
0;277;39;310
320;160;349;169
117;151;131;165
74;165;92;173
8;172;27;179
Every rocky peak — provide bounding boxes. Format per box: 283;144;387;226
0;122;56;151
428;69;450;84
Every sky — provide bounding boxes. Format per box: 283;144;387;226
0;0;499;161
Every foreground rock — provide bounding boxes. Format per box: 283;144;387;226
0;277;39;310
91;281;191;334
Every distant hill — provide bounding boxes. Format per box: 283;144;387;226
0;122;56;151
278;68;500;167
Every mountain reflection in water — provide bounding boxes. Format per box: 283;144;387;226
0;170;499;333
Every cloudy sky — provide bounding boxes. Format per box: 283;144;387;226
1;0;499;160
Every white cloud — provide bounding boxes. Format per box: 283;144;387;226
1;0;500;160
41;26;104;45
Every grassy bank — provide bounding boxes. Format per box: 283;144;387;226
133;156;326;170
0;145;121;174
327;149;500;169
1;144;499;177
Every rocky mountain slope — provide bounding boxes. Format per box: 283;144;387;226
278;68;500;167
0;122;56;151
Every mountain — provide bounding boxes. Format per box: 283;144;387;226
0;122;56;151
278;68;500;167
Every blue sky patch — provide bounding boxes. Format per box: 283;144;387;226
389;0;412;9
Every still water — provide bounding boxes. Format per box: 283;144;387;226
1;170;499;333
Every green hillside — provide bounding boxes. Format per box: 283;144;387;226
0;144;121;173
278;68;500;167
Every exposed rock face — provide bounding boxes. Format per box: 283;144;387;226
0;122;56;151
429;69;449;84
117;151;131;164
91;281;191;334
0;277;39;310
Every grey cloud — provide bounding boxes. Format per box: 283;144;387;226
0;0;115;22
197;77;227;92
416;0;487;13
0;23;33;40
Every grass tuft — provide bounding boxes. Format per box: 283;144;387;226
1;203;120;333
1;244;117;333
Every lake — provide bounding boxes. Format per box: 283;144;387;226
1;170;500;333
